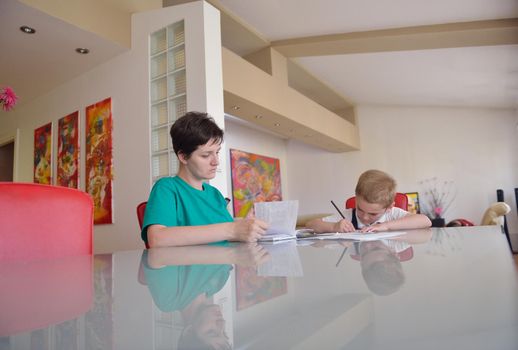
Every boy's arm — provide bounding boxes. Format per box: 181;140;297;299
361;213;431;233
306;217;356;233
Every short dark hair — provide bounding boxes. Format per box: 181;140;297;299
170;112;224;159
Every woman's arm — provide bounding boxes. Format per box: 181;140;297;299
147;243;270;268
147;218;269;247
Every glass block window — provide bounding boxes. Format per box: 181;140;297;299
150;21;186;182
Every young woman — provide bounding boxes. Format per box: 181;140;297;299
142;112;268;247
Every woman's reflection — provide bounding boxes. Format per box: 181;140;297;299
140;244;269;349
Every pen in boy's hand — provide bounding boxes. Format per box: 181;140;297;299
330;200;346;219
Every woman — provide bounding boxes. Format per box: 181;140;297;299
142;112;268;247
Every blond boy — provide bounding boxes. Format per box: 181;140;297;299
307;170;431;233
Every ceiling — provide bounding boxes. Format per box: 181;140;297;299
1;0;517;110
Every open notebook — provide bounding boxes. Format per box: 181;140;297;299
255;200;303;242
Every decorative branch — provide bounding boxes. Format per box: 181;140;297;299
418;177;456;219
0;86;18;111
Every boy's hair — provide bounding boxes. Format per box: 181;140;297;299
355;169;396;208
361;254;405;296
170;112;224;159
360;241;405;296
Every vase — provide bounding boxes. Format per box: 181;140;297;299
431;217;445;227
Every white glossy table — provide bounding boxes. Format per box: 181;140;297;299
1;226;517;350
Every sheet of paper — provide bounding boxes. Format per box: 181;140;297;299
257;240;303;277
255;200;299;240
300;230;407;241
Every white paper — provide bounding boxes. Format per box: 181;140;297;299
255;200;299;241
301;230;407;241
258;240;304;277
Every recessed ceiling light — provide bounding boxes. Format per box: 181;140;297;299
20;25;36;34
274;123;280;127
255;115;262;119
76;48;90;54
232;105;240;110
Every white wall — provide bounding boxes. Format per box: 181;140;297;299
0;2;225;253
287;106;518;235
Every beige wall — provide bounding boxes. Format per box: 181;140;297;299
287;105;518;235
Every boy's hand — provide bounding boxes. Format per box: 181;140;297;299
360;223;389;233
333;219;356;232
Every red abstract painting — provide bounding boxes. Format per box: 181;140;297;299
86;98;113;224
33;122;52;184
57;111;79;188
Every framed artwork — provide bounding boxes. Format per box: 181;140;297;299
33;122;52;184
235;266;287;311
405;192;421;214
229;149;282;217
56;111;80;188
85;254;113;350
86;98;113;224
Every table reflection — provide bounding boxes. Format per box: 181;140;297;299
1;227;517;350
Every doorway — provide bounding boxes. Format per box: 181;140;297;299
0;141;14;181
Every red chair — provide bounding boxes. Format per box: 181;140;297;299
136;201;149;285
0;182;93;262
345;192;409;211
136;201;149;250
137;201;147;230
0;255;93;336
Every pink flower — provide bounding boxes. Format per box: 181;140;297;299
434;207;443;217
0;86;18;111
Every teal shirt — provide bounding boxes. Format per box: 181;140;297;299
141;251;232;312
141;176;233;244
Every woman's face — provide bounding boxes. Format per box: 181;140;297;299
194;304;229;349
180;138;221;182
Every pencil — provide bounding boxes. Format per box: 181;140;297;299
330;200;346;219
335;246;348;267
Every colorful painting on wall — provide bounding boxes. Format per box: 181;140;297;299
229;149;282;217
56;111;80;188
405;192;421;214
85;254;113;350
86;98;113;224
33;122;52;184
235;266;287;311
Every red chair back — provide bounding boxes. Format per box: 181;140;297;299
0;182;93;262
0;255;93;336
136;201;149;249
137;201;147;229
345;192;409;210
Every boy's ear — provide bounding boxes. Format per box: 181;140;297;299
387;201;395;210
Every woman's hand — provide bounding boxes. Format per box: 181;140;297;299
230;218;269;242
231;243;270;266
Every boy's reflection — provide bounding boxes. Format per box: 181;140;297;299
140;244;269;350
312;229;431;296
355;240;409;296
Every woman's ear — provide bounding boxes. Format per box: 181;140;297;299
177;152;188;165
